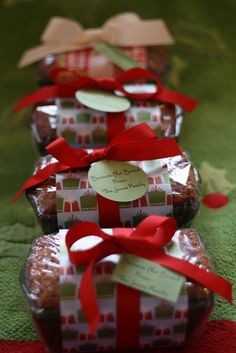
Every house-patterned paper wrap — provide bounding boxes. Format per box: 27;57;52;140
59;230;188;351
53;46;148;78
55;97;183;147
56;158;173;229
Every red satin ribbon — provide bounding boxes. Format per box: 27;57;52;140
107;112;126;142
116;284;140;350
96;194;121;228
112;228;140;350
11;123;182;203
13;68;198;113
65;215;232;341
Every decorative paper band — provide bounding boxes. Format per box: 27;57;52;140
53;46;148;79
56;159;173;228
55;96;182;147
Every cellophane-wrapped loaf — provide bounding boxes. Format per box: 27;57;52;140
35;46;170;86
26;154;200;234
30;98;183;154
21;228;214;353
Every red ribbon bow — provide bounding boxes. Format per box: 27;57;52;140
11;123;182;203
66;215;232;337
13;67;198;113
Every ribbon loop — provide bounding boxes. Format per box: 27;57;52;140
66;215;176;268
41;17;84;45
130;214;177;248
116;67;161;101
69;67;162;101
66;221;116;266
46;136;88;167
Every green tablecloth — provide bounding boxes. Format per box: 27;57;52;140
0;0;235;341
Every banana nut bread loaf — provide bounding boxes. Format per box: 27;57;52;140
30;99;183;154
35;46;170;86
21;228;214;353
26;154;200;234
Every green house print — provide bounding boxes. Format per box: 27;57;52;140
137;111;151;122
148;190;166;206
62;178;80;190
60;283;77;299
76;112;91;123
154;304;174;319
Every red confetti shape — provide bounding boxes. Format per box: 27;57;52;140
203;193;229;208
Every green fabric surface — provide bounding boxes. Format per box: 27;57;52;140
0;0;236;341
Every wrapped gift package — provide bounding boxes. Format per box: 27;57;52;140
21;226;214;353
26;154;200;234
30;98;183;153
35;46;170;86
14;67;197;154
18;14;174;86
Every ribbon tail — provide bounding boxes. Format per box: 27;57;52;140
13;85;78;112
97;194;122;228
107;112;126;142
46;137;89;167
13;86;60;112
153;253;232;304
10;162;68;203
105;136;182;161
79;241;122;334
80;260;101;335
116;284;140;350
156;89;198;113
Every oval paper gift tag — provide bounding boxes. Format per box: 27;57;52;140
75;89;131;112
88;160;148;202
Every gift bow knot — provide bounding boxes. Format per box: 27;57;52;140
10;123;182;203
14;67;198;113
18;12;174;67
41;13;173;47
65;215;232;335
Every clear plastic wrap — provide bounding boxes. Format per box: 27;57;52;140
30;98;183;154
26;154;200;234
35;46;170;86
21;228;214;353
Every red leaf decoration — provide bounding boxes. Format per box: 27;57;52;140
203;193;229;209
